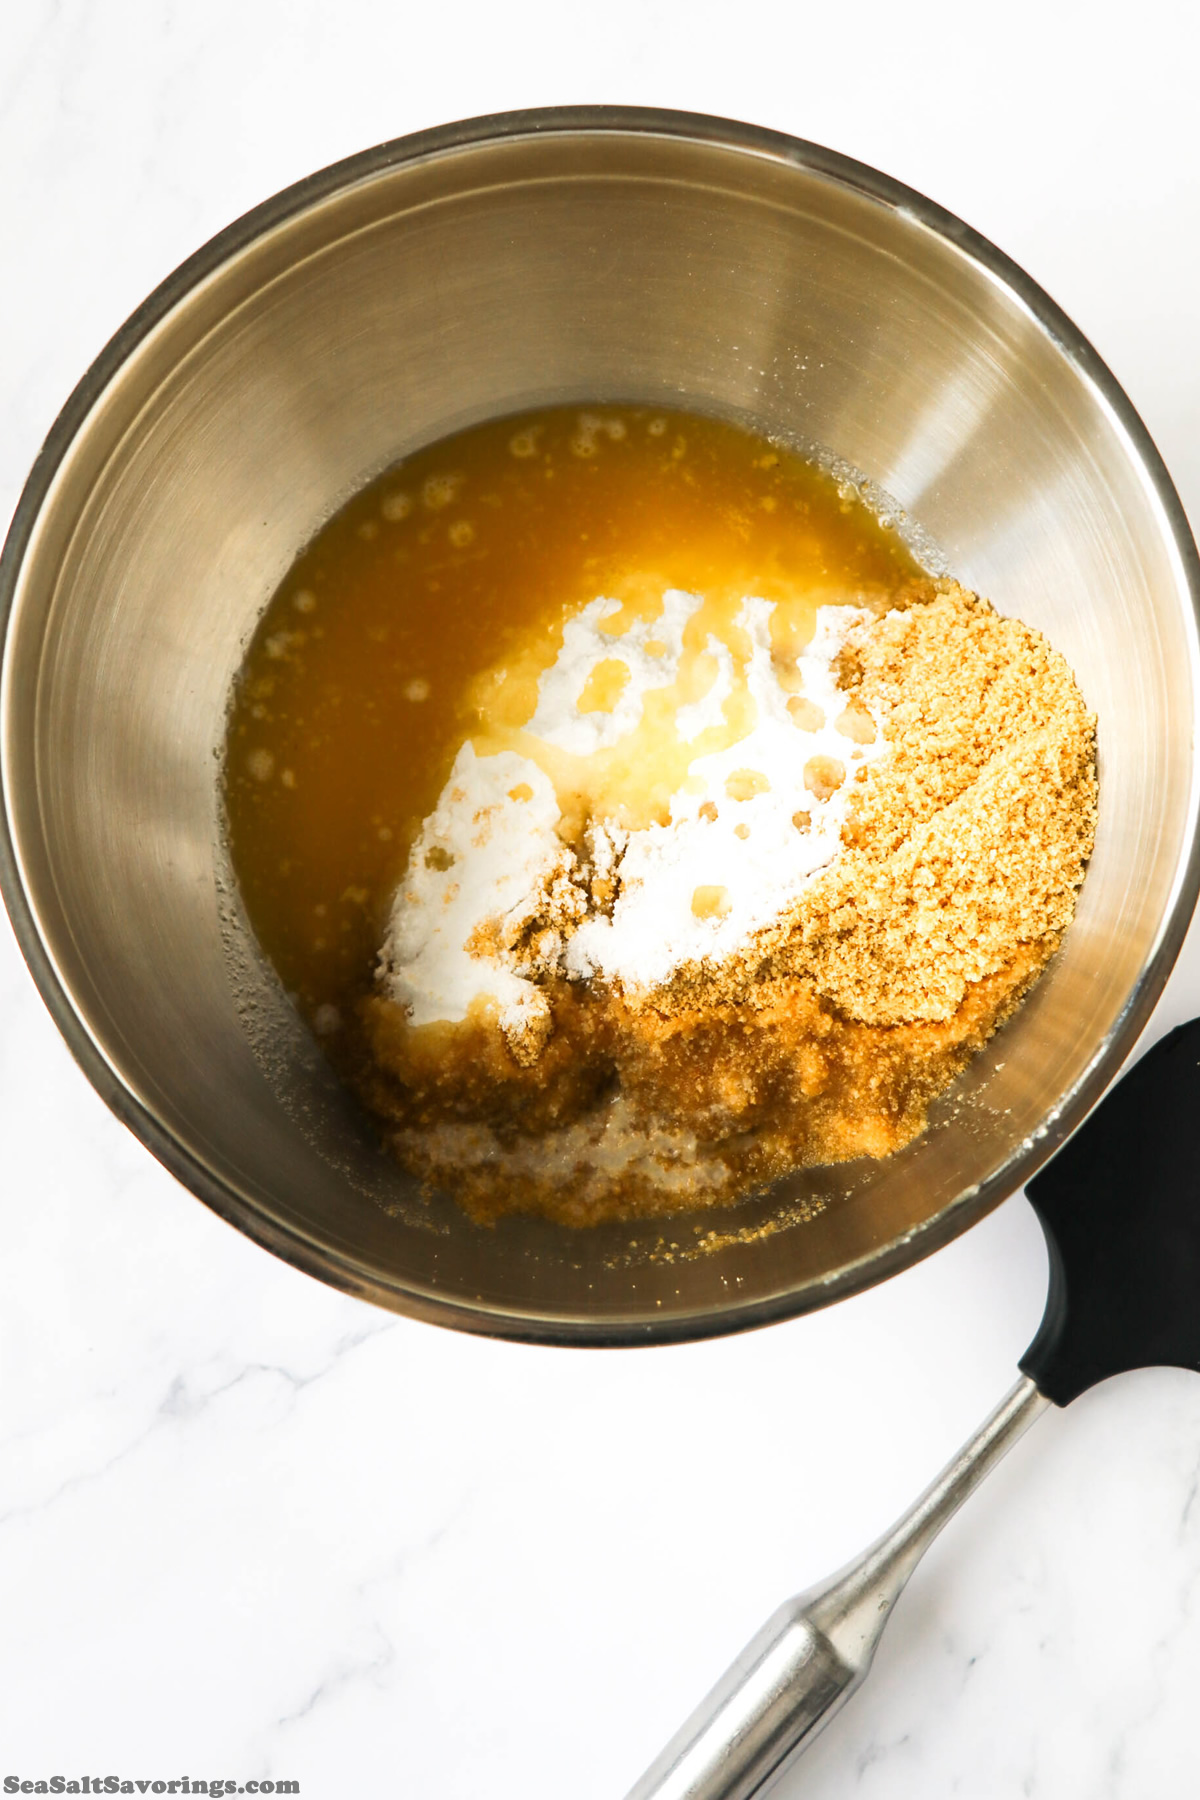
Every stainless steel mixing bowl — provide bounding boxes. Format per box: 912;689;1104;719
3;107;1198;1344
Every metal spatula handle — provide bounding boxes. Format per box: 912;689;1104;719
624;1378;1048;1800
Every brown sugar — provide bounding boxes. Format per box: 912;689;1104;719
357;578;1096;1225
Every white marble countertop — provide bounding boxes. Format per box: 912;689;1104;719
5;5;1200;1795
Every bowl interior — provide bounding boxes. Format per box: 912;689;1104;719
4;115;1198;1341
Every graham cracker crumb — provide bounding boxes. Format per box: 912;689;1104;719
356;579;1096;1226
658;579;1097;1025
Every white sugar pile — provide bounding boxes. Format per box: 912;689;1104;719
379;589;887;1034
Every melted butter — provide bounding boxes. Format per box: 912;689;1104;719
224;403;921;1027
691;885;732;921
577;658;631;715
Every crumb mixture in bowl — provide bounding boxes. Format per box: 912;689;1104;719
224;405;1097;1225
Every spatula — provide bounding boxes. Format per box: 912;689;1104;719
626;1015;1200;1800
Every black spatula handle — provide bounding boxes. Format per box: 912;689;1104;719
627;1018;1200;1795
1020;1016;1200;1405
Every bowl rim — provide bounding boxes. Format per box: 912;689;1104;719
3;103;1200;1346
